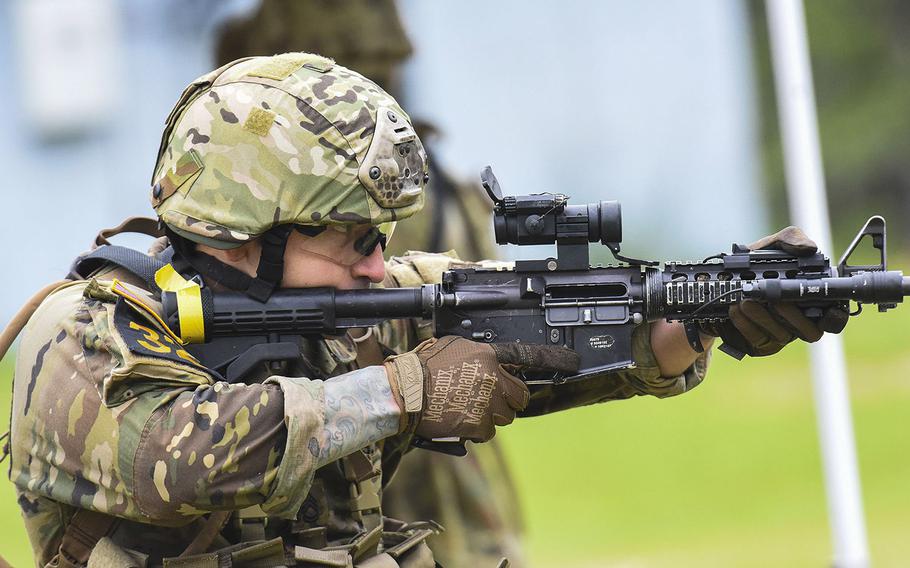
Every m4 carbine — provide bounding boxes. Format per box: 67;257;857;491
163;167;910;386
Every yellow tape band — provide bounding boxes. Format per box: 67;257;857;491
174;286;205;344
154;264;188;291
154;265;206;344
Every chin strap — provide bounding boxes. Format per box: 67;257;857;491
168;225;294;302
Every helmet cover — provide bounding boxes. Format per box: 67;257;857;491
151;52;427;249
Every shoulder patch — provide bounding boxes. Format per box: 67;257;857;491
113;299;203;369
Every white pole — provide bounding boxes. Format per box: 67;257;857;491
764;2;869;567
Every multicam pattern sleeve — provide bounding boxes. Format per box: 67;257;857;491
9;280;400;528
264;367;401;517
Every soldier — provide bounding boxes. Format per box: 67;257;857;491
4;53;838;567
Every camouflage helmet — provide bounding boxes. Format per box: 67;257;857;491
151;52;427;250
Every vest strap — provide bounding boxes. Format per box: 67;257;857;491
55;509;120;568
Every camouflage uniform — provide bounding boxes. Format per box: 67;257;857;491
9;252;708;567
8;53;710;566
10;266;412;565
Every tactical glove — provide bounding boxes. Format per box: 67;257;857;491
700;226;849;357
384;336;579;442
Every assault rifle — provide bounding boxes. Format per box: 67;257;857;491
163;166;910;388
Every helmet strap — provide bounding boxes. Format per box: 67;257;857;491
167;225;293;302
248;225;293;300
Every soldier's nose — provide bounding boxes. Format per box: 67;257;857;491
351;246;386;284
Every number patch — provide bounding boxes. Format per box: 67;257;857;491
114;299;201;367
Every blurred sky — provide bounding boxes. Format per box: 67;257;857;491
0;0;766;326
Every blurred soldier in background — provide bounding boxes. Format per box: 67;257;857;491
216;2;519;566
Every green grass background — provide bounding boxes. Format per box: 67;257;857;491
1;307;907;566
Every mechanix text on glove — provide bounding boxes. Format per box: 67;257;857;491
385;336;578;443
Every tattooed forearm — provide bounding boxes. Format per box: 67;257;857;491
313;366;401;468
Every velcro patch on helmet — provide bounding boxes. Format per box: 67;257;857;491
247;52;334;81
152;150;203;207
243;107;276;137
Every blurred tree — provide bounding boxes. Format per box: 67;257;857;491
751;0;910;248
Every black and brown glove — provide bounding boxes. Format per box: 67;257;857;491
384;336;579;442
700;226;849;358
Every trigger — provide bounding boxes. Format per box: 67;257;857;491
719;342;746;361
802;307;823;319
411;437;468;457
